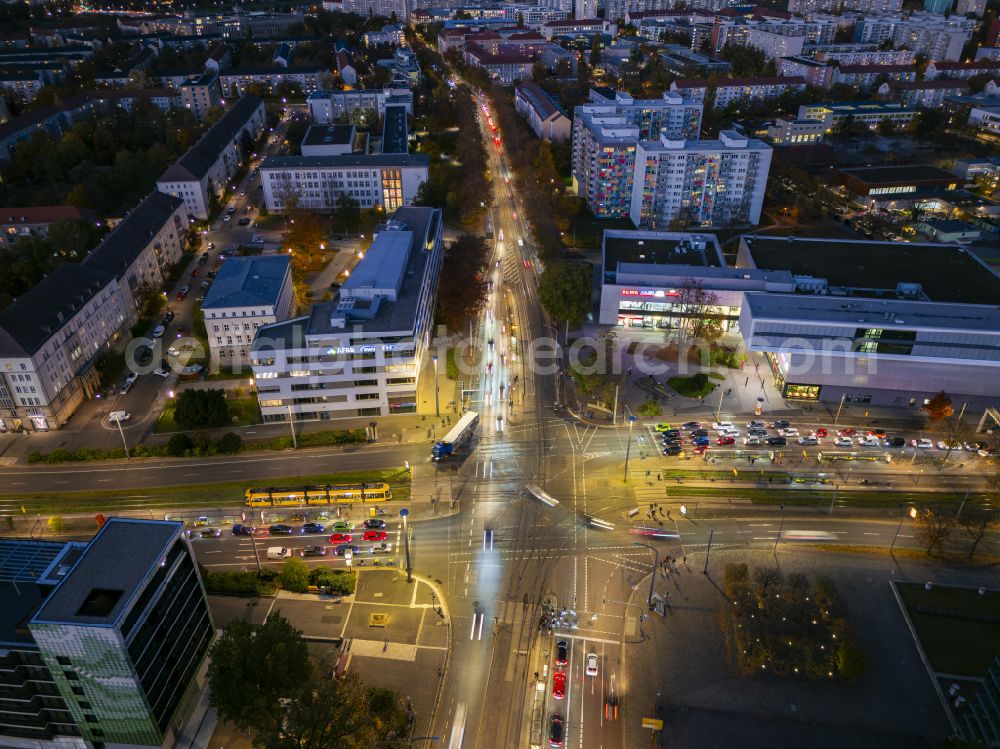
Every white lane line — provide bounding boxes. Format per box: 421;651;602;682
862;532;881;536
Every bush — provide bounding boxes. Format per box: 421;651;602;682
192;431;214;454
217;432;242;454
667;373;716;398
837;639;867;680
200;567;278;596
167;433;194;456
47;516;65;533
309;568;357;595
279;557;311;593
174;389;230;429
637;398;660;417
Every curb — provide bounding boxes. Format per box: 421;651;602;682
408;571;453;739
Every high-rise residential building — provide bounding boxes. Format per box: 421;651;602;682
604;0;673;21
575;0;598;19
0;519;213;748
854;13;974;61
341;0;412;20
787;0;902;14
572;88;703;218
955;0;986;14
923;0;952;13
250;207;443;421
630;130;772;228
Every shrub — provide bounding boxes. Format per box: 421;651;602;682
200;567;277;596
837;639;867;680
167;433;193;456
279;557;310;593
47;516;65;533
724;562;749;595
217;432;242;454
637;398;660;417
192;431;214;454
174;389;229;429
309;568;357;595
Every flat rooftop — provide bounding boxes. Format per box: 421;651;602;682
742;236;1000;305
744;293;1000;334
32;519;182;627
838;164;959;186
604;232;723;270
381;104;408;155
302;123;354;147
0;540;83;645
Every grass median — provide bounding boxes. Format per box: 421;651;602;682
0;467;411;516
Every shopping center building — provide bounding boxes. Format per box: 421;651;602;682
599;230;1000;407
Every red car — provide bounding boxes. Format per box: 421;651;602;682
693;444;709;455
328;533;353;543
867;429;887;439
813;428;829;438
175;287;188;301
191;268;200;277
716;435;735;446
362;530;387;542
553;672;566;700
837;428;857;437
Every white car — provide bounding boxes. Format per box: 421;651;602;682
856;436;881;447
108;411;131;423
797;436;820;446
371;542;393;554
743;436;762;446
834;436;853;447
781;427;800;437
153;367;170;378
720;427;740;437
152;324;165;338
712;421;735;432
167;346;181;357
585;653;598;677
911;438;934;449
222;214;231;222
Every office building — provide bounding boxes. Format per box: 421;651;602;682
308;88;413;123
250;207;443;421
735;235;1000;406
180;71;222;123
157;95;266;219
202;255;294;367
260;153;429;212
515;82;571;140
26;518;213;747
572;89;703;218
764;116;825;145
631;130;772;229
832;164;959;209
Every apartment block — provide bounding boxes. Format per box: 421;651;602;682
672;76;806;109
833;64;916;91
1;205;94;244
180;71;222;122
157;95;266;219
630;130;772;228
308;88;414;122
515;82;571;140
878;79;969;108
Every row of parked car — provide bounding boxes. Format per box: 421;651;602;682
655;421;995;457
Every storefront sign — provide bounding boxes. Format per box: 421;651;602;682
620;289;680;298
327;344;399;355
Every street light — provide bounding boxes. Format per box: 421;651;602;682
400;508;412;583
632;541;659;611
623;415;636;482
432;354;440;417
890;506;918;553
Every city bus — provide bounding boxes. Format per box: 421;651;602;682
244;483;392;507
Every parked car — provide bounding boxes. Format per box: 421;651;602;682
269;524;294;535
911;438;934;449
152;324;165;338
884;437;907;448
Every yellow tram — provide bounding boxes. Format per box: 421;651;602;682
244;482;392;507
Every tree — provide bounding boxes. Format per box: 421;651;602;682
589;33;602;66
266;672;409;749
876;117;895;136
538;261;592;327
286;210;327;253
173;389;230;429
673;280;724;347
207;614;312;737
280;557;311;593
434;233;489;332
914;508;952;554
333;193;361;234
911;108;944;140
923;391;954;423
959;509;996;559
